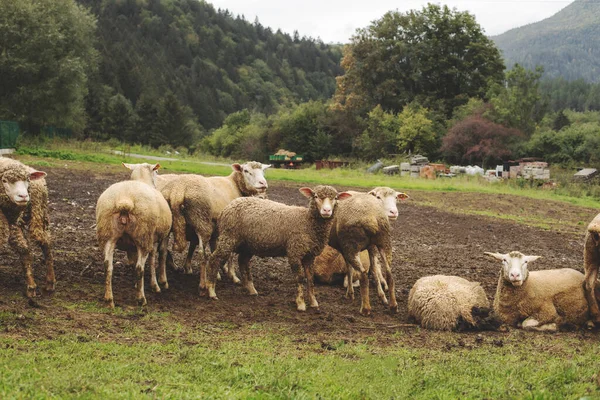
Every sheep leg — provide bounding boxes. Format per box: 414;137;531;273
158;236;169;289
198;234;208;289
521;317;557;332
135;248;150;307
103;240;117;308
149;244;161;294
369;247;388;306
302;257;319;309
225;253;241;284
9;224;36;298
291;261;306;312
238;252;257;295
344;252;370;316
583;234;600;323
205;242;232;300
183;241;197;275
36;235;55;293
379;246;397;313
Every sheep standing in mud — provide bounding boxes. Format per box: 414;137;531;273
156;162;270;287
206;186;351;311
0;158;54;297
96;163;172;307
486;251;590;331
408;275;499;331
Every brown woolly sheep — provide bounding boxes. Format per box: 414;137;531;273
0;158;54;297
583;213;600;324
486;251;590;332
408;275;499;331
206;186;351;311
328;190;397;315
96;163;172;307
156;162;270;287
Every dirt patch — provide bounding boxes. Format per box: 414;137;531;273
0;163;596;347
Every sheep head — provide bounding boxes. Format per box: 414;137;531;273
484;251;541;287
123;163;160;187
368;187;409;221
232;161;271;194
299;185;351;219
1;165;46;206
587;213;600;244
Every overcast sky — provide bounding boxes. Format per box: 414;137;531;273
209;0;575;43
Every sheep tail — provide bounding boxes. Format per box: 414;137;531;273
169;189;188;252
115;198;135;225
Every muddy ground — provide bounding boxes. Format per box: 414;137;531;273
1;162;599;347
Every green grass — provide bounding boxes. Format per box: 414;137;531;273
1;331;599;399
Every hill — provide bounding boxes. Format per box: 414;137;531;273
492;0;600;82
77;0;343;130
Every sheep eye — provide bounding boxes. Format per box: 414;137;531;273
376;196;381;199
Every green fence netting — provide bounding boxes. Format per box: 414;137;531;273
0;121;19;149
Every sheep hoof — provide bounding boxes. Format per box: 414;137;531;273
151;285;161;293
232;277;241;285
389;303;398;314
26;286;37;298
360;307;371;316
45;281;56;293
105;298;115;309
160;281;169;290
297;303;307;312
216;272;222;281
137;297;147;307
184;269;193;275
209;295;219;301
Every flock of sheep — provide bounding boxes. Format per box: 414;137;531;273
3;156;600;333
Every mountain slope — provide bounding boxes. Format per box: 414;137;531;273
77;0;342;129
492;0;600;82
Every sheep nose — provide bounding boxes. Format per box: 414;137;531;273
510;273;521;280
321;206;332;216
18;194;28;200
258;180;267;187
389;210;398;216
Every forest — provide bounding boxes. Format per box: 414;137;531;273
3;0;600;167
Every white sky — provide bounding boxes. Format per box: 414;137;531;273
209;0;575;43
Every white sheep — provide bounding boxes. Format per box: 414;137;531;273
156;162;270;287
96;163;172;307
0;158;54;297
206;186;352;311
408;275;499;331
485;251;590;332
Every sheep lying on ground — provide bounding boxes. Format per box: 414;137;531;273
96;163;172;307
206;186;351;311
408;275;500;331
583;213;600;324
486;251;590;331
0;158;54;297
315;187;408;298
157;162;270;287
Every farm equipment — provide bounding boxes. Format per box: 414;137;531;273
269;149;304;169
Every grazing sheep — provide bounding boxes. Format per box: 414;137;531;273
0;158;54;297
206;186;351;311
315;187;408;298
486;251;590;332
96;163;172;307
328;189;400;315
583;214;600;324
157;162;270;288
408;275;499;331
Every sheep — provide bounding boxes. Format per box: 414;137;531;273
0;158;54;297
328;189;402;315
485;251;590;332
205;186;352;311
156;162;270;287
408;275;500;331
96;163;172;307
583;213;600;325
315;187;408;299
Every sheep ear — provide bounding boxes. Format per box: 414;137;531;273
29;171;46;180
299;187;314;198
368;190;377;197
337;192;352;201
484;252;505;261
153;163;161;171
523;255;541;263
232;163;242;172
397;192;409;200
262;164;272;170
122;163;134;171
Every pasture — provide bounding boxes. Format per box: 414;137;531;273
1;157;600;398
